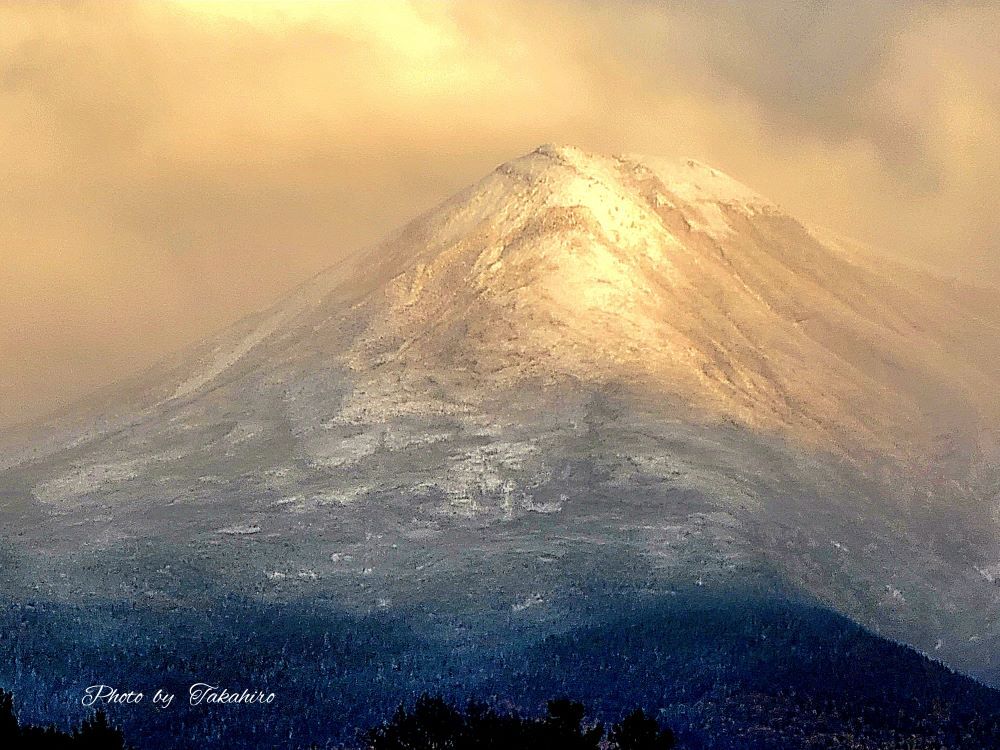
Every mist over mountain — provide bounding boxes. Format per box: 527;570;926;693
3;145;1000;746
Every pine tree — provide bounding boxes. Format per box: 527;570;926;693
609;709;676;750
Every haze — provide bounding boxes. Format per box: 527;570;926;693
1;0;997;428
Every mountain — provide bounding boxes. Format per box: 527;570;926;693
3;144;1000;745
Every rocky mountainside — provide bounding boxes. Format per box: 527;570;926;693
3;144;1000;685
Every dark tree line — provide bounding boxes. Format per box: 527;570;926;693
0;689;128;750
6;590;1000;747
4;686;679;750
365;694;677;750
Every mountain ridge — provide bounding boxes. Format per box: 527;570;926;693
4;144;998;459
2;144;1000;688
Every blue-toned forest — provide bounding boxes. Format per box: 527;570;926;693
3;586;1000;748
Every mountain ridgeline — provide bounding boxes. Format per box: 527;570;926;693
2;145;1000;747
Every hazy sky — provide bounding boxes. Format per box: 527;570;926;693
1;0;998;428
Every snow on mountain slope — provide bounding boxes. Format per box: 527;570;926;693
3;144;1000;684
235;143;997;463
17;143;992;464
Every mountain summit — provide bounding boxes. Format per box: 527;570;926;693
156;144;998;461
3;145;1000;685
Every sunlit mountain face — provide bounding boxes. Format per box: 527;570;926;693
3;145;1000;748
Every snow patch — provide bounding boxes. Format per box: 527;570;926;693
976;563;1000;583
216;524;261;536
635;156;772;240
33;461;142;504
512;593;545;612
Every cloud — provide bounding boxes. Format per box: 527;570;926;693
643;2;922;156
583;0;1000;263
0;0;997;427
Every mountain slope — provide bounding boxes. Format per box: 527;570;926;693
127;144;1000;463
2;144;1000;690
